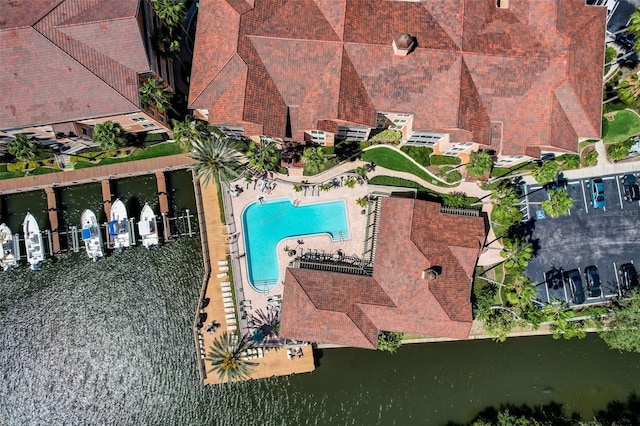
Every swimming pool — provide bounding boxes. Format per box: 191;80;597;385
242;199;350;292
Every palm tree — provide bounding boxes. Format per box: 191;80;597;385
543;302;586;340
466;150;493;178
627;6;640;38
246;139;280;173
531;160;558;184
206;331;257;382
7;133;39;161
139;76;173;112
171;116;206;151
189;133;245;187
560;154;580;170
541;188;574;218
500;237;533;274
301;147;328;175
93;121;126;151
582;149;598;167
249;308;280;343
343;176;357;189
617;75;640;106
150;0;186;28
607;142;630;162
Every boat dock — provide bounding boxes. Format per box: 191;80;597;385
44;187;61;254
101;179;112;219
155;171;171;242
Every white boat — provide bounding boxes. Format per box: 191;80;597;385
81;209;104;261
138;203;159;249
23;213;44;271
0;223;18;271
108;199;131;252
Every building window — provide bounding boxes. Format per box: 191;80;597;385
336;126;369;141
82;128;88;135
132;117;146;122
406;131;444;146
142;123;156;128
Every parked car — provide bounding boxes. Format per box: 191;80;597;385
545;268;564;290
620;263;640;291
616;32;636;50
622;174;640;202
588;178;605;209
565;269;586;304
584;265;602;298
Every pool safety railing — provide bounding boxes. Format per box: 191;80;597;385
291;250;373;276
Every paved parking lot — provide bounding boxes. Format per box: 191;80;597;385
524;171;640;306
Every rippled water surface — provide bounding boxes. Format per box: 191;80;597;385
2;236;640;425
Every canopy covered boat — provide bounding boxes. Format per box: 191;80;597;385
108;199;131;252
0;223;18;271
81;209;104;261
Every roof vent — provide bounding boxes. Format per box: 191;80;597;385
392;33;416;57
422;267;440;282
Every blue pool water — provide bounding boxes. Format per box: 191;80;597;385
242;199;349;292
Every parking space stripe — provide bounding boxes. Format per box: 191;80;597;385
581;180;589;212
544;275;551;304
616;176;624;209
614;262;621;297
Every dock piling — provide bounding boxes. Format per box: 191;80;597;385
155;171;171;242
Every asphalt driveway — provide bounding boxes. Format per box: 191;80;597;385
524;171;640;305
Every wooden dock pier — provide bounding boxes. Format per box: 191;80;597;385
155;171;171;242
101;179;112;219
44;187;61;254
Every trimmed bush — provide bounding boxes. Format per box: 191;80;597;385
7;162;26;172
400;145;432;166
430;155;461;166
371;128;402;142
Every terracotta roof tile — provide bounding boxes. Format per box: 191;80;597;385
0;0;148;130
280;198;487;349
191;0;605;156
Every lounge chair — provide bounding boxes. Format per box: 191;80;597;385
224;302;234;308
223;297;233;303
216;272;227;278
227;325;237;331
225;307;235;314
222;291;232;297
217;260;228;266
219;266;229;272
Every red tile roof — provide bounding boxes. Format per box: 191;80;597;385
280;198;487;349
190;0;605;156
0;0;150;130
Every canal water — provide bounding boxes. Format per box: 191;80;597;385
1;171;640;425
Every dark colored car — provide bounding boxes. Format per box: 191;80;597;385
545;268;564;290
588;178;605;209
584;265;602;298
617;32;636;50
620;263;640;291
622;174;640;202
565;269;586;304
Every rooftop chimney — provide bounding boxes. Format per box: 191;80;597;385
422;267;439;282
393;33;415;57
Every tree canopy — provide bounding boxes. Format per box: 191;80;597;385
541;188;574;218
139;77;173;112
301;147;329;175
467;150;493;178
246;138;280;173
206;332;257;382
7;133;39;161
189;133;245;186
532;161;557;184
599;291;640;352
93;121;126;151
377;331;404;353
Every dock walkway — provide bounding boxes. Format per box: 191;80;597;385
0;154;195;195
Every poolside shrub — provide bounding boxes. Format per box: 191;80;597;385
429;155;461;166
400;146;432;166
359;140;372;150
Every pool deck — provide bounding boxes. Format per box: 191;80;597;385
197;178;315;385
226;175;369;322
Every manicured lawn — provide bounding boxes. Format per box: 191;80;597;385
602;110;640;143
74;142;183;169
362;146;454;187
0;167;59;180
368;175;431;193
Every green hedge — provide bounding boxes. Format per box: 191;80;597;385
6;162;26;172
430;155;461;166
371;129;401;142
400;146;432;166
